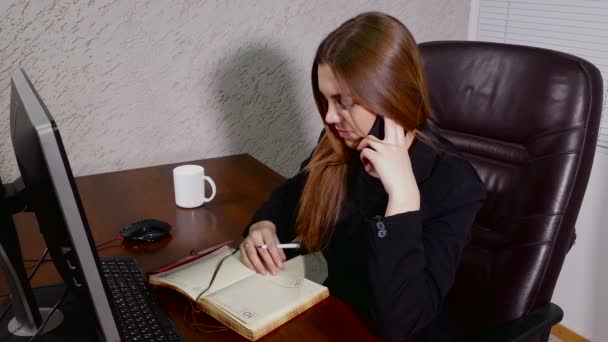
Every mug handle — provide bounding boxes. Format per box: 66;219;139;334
202;175;216;202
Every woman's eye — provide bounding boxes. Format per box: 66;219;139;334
337;100;347;110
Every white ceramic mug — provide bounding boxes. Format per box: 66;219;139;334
172;165;216;208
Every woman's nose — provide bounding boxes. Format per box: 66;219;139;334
325;105;340;125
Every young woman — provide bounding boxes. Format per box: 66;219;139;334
240;12;485;341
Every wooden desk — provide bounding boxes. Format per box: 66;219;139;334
4;154;388;341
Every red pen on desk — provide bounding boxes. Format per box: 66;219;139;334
145;240;233;277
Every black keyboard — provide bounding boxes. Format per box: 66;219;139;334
100;258;183;342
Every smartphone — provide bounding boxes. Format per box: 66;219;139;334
368;115;385;140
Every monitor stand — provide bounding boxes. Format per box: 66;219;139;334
0;179;65;339
1;180;99;341
0;283;99;342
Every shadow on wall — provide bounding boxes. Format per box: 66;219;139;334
213;44;329;282
213;44;312;177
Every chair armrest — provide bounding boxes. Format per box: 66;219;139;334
460;303;563;342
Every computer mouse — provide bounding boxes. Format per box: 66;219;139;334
120;219;172;242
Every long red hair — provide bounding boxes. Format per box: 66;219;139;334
297;12;434;251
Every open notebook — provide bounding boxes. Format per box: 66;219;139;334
147;245;329;341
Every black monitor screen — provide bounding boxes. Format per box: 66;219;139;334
9;69;121;341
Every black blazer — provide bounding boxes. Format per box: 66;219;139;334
244;119;486;341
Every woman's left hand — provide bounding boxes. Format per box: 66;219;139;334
357;116;420;213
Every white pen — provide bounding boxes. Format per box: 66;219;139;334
256;243;301;249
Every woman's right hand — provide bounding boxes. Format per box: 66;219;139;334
240;220;286;275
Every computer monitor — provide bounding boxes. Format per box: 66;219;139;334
7;69;121;341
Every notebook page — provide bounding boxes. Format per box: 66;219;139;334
149;246;255;299
204;255;327;330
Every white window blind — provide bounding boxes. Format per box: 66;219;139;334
468;0;608;148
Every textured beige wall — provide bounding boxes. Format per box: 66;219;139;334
0;0;470;182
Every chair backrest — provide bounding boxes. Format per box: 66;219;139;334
418;41;604;333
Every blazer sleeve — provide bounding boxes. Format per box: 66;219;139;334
366;176;486;340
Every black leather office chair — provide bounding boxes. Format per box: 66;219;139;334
419;41;604;341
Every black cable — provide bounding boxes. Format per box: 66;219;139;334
1;237;120;296
20;236;119;262
95;236;122;249
0;252;51;298
27;288;68;342
27;248;49;281
0;248;49;323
